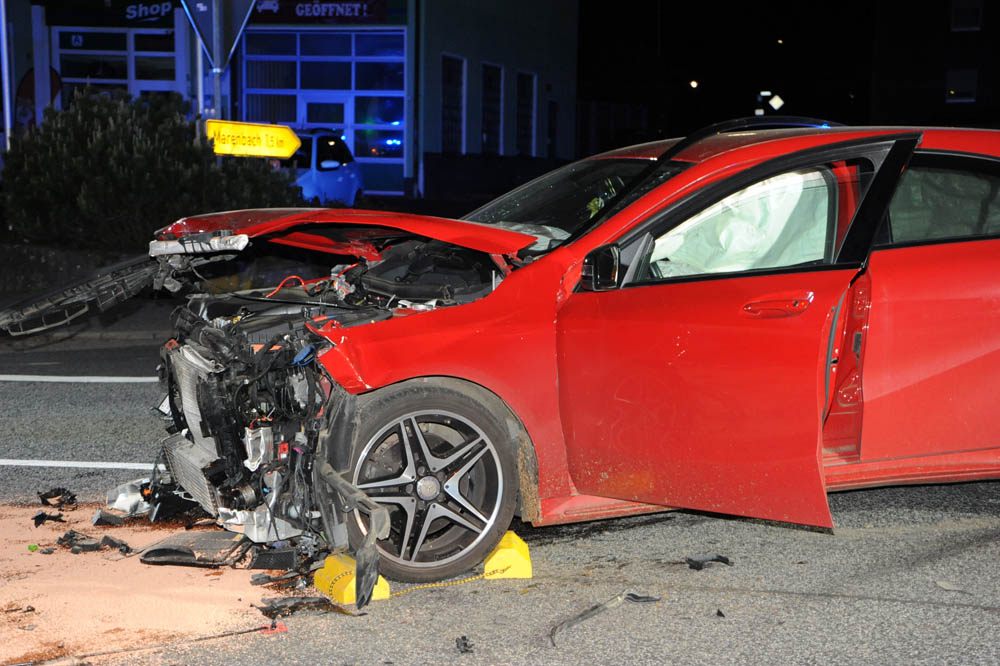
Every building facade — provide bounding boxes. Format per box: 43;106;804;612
2;0;578;199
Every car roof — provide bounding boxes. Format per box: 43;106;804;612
594;126;1000;164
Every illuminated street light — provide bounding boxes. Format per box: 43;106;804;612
690;80;699;88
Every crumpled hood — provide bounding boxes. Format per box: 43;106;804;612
156;208;539;256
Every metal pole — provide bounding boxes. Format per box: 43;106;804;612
0;0;13;151
212;0;222;120
196;41;204;118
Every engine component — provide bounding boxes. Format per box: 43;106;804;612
244;425;273;472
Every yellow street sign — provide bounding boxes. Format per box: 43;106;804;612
205;119;301;159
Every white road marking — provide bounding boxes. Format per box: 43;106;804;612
0;374;158;383
0;459;164;471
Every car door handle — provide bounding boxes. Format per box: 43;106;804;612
742;293;814;318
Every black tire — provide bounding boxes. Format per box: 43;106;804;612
347;379;518;582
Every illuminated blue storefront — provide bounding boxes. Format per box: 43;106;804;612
13;0;576;199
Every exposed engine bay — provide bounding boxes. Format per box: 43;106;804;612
0;210;538;605
139;227;514;605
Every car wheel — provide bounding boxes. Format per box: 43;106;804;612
352;189;366;208
348;380;518;582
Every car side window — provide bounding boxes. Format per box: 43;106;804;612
886;164;1000;243
316;134;355;167
637;168;837;280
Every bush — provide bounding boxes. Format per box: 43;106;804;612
0;89;303;252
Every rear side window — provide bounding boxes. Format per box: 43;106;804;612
887;161;1000;243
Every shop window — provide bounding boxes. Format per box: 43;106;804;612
356;62;404;90
307;102;345;124
247;61;297;89
246;94;296;123
356;129;404;158
356;34;404;57
56;26;182;108
136;57;174;81
62;82;127;105
59;32;126;51
301;62;351;90
516;72;536;156
135;33;174;52
301;33;351;56
481;64;502;155
442;55;465;153
61;54;128;80
355;96;403;125
246;33;297;55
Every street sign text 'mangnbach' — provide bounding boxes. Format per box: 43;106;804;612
205;119;301;159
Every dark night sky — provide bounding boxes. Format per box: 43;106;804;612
578;1;877;136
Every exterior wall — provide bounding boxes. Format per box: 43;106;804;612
417;0;577;201
419;0;577;161
870;0;1000;127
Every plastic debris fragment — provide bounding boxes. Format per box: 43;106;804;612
685;554;733;570
101;535;133;555
456;635;475;654
550;589;661;646
57;529;101;552
38;487;77;509
106;478;152;516
32;511;66;527
92;509;125;526
935;580;971;594
254;596;359;620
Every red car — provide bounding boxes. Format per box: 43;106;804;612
6;117;1000;603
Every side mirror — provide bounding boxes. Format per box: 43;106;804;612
580;244;621;291
319;159;341;170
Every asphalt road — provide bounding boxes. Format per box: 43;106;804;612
2;303;999;665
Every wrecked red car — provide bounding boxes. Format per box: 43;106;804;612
5;117;1000;600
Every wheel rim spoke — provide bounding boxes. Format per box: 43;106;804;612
443;446;491;524
356;420;416;492
436;436;485;473
370;495;417;560
409;502;484;562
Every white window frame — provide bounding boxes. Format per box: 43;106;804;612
52;26;182;108
241;27;406;194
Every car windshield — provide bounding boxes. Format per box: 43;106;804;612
464;158;688;253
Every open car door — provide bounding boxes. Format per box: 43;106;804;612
555;133;919;528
